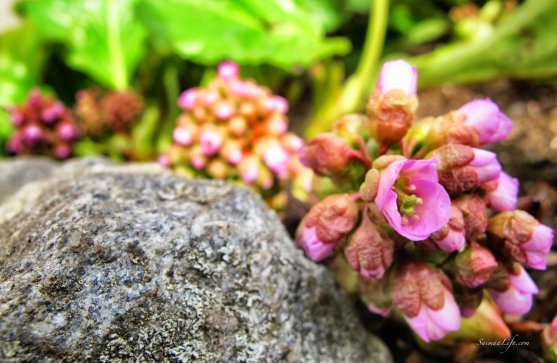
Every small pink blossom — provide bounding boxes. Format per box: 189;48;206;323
263;144;289;176
200;130;223;156
374;158;451;241
484;172;519;212
377;59;417;97
430;206;466;252
458;99;513;144
54;143;71;159
23;124;42;143
41;102;64;123
177;89;198;110
488;265;539;315
218;61;239;80
239;156;259;184
57;122;79;141
215;102;234;120
173;127;193;146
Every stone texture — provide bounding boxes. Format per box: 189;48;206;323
0;157;57;204
0;159;392;363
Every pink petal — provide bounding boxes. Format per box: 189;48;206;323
400;158;439;183
375;159;406;208
377;59;417;97
489;287;533;315
263;145;289;175
487;112;513;143
470;148;501;183
522;224;554;252
218;61;239;80
458;99;500;144
511;266;539;294
302;226;335;262
488;172;518;212
177;88;198;110
434;229;466;252
173;127;193;146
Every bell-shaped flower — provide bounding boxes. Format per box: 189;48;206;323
483;172;519;212
344;208;394;279
488;210;554;270
427;144;501;194
430;206;466;252
296;194;359;262
392;262;461;342
457;99;512;145
374;156;451;241
455;241;498;288
487;264;539;315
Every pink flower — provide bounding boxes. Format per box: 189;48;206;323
158;154;171;168
173;127;193;146
484;172;519;212
23;124;43;143
428;144;501;194
374;157;451;241
296;194;359;262
377;59;417;97
215;102;234;120
458;99;512;144
488;265;539;315
56;122;79;141
263;144;289;176
430;206;466;252
41;102;64;122
239;156;260;184
54;143;71;159
344;208;394;279
488;211;554;270
392;262;460;342
177;88;198;110
301;133;360;177
200;129;223;156
218;61;239;80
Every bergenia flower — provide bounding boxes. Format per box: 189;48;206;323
296;194;359;262
376;59;417;97
344;208;394;279
488;210;554;270
455;241;498;288
430;206;466;252
483;172;519;212
374;156;451;241
453;194;489;241
392;262;460;342
488;264;539;315
427;144;501;194
300;133;362;178
457;99;513;145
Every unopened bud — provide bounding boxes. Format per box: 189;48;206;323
453;194;489;241
301;133;358;177
455;241;498;288
430;206;466;252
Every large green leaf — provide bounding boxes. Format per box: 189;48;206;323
21;0;147;90
137;0;350;70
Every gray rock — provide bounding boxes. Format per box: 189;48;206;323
0;157;58;204
0;159;392;363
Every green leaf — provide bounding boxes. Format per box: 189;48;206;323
137;0;350;70
21;0;147;90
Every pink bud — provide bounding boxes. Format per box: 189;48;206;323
392;262;460;342
265;115;288;135
455;242;498;288
458;99;512;145
488;264;539;315
215;102;234;120
301;133;356;177
203;90;219;106
6;132;23;153
10;108;24;126
282;133;304;152
359;277;392;317
158;154;171;168
218;61;239;80
230;80;250;97
54;143;71;159
430;206;466;252
344;210;394;279
263;144;290;176
200;129;223;156
239;156;260;184
377;59;418;97
453;194;489;241
177;88;198;110
41;102;64;123
488;210;553;270
297;194;360;262
191;153;207;170
173;127;193;146
23;124;42;143
57;122;79;141
483;172;519;212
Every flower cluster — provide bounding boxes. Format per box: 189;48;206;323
297;59;554;342
6;88;80;159
74;88;144;136
161;61;311;207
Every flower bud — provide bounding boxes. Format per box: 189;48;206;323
173;127;194;146
427;144;501;194
457;99;512;145
239;155;260;184
359;275;392;317
199;128;223;156
392;262;460;342
430;206;466;252
177;88;198;110
453;194;489;241
300;133;358;177
296;194;359;262
218;61;239;81
542;316;557;363
220;140;243;165
488;210;553;270
54;143;71;159
455;241;498;288
487;264;539;315
376;59;417;97
215;101;234;120
23;124;43;143
41;102;64;123
344;209;394;279
263;144;289;176
56;122;79;141
359;169;380;202
482;172;519;212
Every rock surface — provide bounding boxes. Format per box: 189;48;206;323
0;159;392;363
0;157;57;204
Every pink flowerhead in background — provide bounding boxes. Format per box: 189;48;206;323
200;129;223;156
173;127;193;146
484;172;519;212
263;144;289;176
297;194;359;262
218;61;239;81
392;262;460;342
458;99;513;144
41;102;64;123
488;265;539;315
177;88;198;110
215;102;234;120
374;157;451;240
23;124;42;143
239;156;259;184
56;122;79;141
54;143;71;159
377;59;417;97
